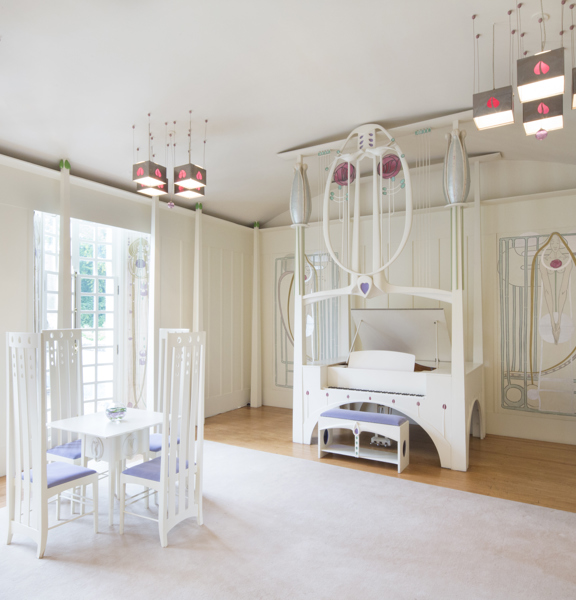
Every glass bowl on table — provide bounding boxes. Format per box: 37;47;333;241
105;403;127;422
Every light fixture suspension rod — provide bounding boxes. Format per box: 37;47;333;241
540;0;547;52
472;14;477;94
492;22;496;89
571;4;575;68
188;110;192;164
561;0;566;48
203;119;208;166
148;113;151;160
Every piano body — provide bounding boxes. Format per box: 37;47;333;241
301;309;485;470
289;123;484;472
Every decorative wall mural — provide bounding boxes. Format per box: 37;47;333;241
126;236;150;409
274;252;340;389
499;231;576;415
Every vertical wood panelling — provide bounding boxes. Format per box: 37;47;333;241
221;248;233;396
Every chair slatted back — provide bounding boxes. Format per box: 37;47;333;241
41;329;83;449
156;328;190;413
160;331;205;524
6;332;44;528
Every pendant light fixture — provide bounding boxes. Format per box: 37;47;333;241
133;114;168;194
472;18;515;130
522;95;564;135
517;3;565;103
136;182;168;196
174;112;207;191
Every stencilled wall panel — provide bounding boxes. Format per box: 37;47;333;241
201;218;253;416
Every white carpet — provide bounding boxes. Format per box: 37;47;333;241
1;441;575;600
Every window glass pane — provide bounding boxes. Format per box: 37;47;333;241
98;279;115;294
97;228;112;243
84;402;95;414
81;295;94;311
44;235;57;253
97;401;110;413
98;347;114;364
98;313;114;329
97;244;112;260
83;348;95;365
84;384;95;401
98;331;114;346
83;366;95;383
46;313;58;329
98;296;114;311
47;273;58;292
79;224;95;240
45;216;58;235
97;382;113;399
79;243;94;258
45;254;57;272
81;313;95;328
47;293;58;311
80;260;94;275
97;261;112;276
98;365;114;381
82;331;95;347
80;278;95;293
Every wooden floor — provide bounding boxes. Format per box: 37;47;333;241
1;405;575;513
203;406;576;514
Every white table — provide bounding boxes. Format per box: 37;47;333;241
50;408;163;526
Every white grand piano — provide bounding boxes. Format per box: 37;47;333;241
300;308;484;470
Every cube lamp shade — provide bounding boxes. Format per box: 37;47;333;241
473;86;515;130
175;184;205;200
572;67;576;109
174;163;206;189
136;182;168;197
133;160;168;187
517;48;565;103
522;95;564;135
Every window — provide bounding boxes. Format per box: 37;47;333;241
72;220;119;414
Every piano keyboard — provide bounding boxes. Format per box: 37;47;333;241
328;386;424;398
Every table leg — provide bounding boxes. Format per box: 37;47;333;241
108;460;116;526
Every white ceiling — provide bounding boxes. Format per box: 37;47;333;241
1;0;575;226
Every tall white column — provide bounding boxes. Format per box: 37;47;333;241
192;203;203;333
250;223;262;408
146;198;161;411
472;161;484;365
450;204;468;471
292;224;307;443
57;160;72;329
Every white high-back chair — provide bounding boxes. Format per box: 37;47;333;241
42;329;84;463
5;332;98;559
120;331;206;547
148;328;190;455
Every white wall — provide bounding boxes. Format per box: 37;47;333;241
0;155;254;476
259;159;576;446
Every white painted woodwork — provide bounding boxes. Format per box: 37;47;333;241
57;165;72;329
119;332;206;547
250;225;262;408
6;332;98;558
50;408;163;526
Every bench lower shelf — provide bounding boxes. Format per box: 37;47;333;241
321;443;400;466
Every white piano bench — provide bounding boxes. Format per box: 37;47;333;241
318;408;409;473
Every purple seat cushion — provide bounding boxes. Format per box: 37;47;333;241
123;456;188;483
47;438;82;461
149;433;180;453
25;462;97;489
320;408;408;427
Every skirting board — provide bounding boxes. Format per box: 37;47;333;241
206;389;250;418
486;412;576;446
